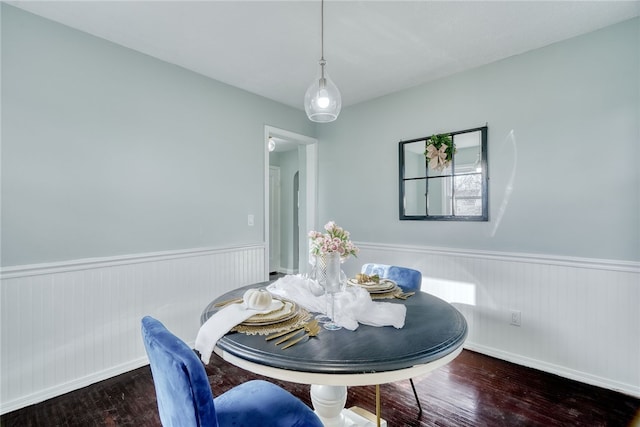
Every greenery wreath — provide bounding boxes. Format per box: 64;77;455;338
424;133;455;171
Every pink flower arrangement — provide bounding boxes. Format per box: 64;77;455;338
308;221;359;261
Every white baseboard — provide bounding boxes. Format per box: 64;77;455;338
465;342;640;398
0;357;149;414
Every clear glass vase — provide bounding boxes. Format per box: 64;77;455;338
316;251;342;331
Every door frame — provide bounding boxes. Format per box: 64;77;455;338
264;125;318;280
268;166;281;274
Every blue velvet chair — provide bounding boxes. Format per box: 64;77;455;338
141;316;323;427
360;263;424;414
361;263;422;292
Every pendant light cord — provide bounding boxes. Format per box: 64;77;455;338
320;0;325;62
319;0;326;80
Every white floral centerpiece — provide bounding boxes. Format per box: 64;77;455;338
308;221;358;330
308;221;359;262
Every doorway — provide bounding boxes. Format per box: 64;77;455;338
269;166;281;274
264;126;318;280
293;171;299;272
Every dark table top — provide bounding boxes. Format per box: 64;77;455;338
201;281;467;375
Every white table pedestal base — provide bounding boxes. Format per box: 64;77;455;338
311;385;347;427
310;385;387;427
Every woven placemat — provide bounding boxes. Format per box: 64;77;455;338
231;308;312;336
369;286;404;300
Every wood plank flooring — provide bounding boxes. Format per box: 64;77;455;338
2;350;638;426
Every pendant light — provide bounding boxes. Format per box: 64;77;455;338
304;0;341;123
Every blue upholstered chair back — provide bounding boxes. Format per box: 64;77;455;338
141;316;218;427
361;263;422;291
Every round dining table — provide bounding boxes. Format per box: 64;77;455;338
201;281;467;426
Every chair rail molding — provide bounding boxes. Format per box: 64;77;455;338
0;244;265;414
0;244;265;279
354;241;640;273
349;241;640;398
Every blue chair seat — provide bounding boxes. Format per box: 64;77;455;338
141;316;323;427
360;263;424;415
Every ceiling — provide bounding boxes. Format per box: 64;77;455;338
7;1;639;111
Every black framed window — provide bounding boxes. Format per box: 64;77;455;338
399;126;488;221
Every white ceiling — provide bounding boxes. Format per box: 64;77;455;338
7;1;640;111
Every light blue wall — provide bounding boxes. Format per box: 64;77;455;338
317;18;639;262
3;5;638;267
1;5;315;266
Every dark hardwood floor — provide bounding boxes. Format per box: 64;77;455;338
2;350;638;426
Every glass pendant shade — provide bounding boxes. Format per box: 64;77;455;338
305;63;341;123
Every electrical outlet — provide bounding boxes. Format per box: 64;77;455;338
510;310;521;327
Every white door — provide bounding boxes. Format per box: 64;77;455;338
269;166;281;274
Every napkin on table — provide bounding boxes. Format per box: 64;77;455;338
195;299;282;364
267;274;406;331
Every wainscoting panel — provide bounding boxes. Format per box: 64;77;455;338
347;243;640;398
0;245;265;414
2;242;638;413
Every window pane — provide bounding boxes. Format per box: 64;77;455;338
453;131;482;174
403;141;426;179
454;173;482;197
454;174;482;216
427;163;452;177
427;177;451;215
403;179;426;216
454;198;482;216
